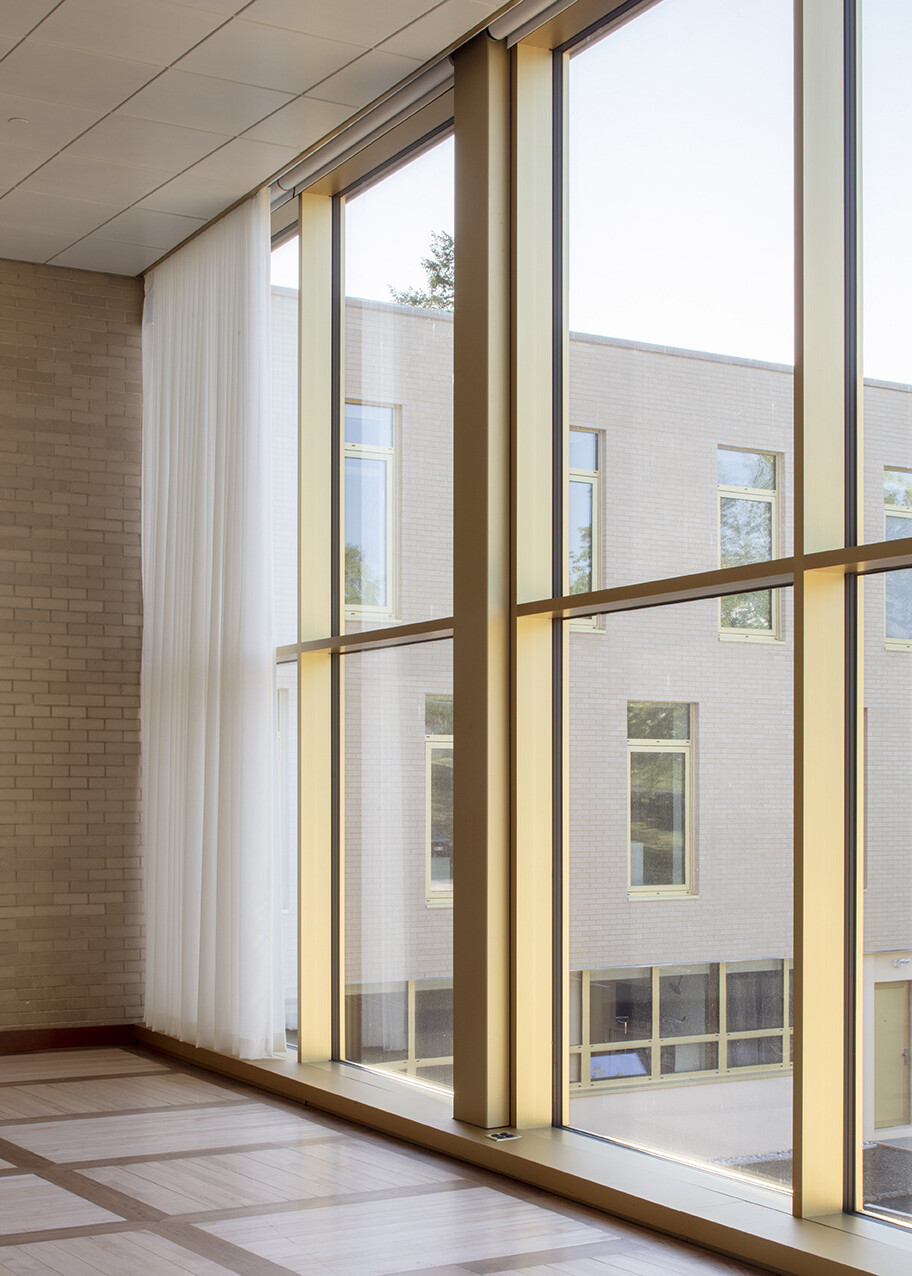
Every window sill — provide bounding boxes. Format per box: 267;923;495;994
135;1027;911;1276
627;890;699;901
717;630;784;644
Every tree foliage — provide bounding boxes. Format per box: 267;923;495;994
389;230;454;311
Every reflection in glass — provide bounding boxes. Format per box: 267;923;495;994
567;596;792;1186
343;641;453;1092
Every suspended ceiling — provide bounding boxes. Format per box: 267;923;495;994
0;0;503;276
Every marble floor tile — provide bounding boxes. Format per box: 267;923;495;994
81;1136;464;1214
0;1071;241;1121
0;1102;341;1164
0;1173;123;1235
198;1184;616;1275
0;1050;165;1086
0;1229;243;1274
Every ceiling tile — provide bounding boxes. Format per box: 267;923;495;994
311;48;421;109
0;36;17;58
243;96;350;149
0;93;98;152
0;224;75;262
164;0;248;12
186;136;299;187
242;0;430;47
88;206;205;249
0;187;120;236
125;69;293;133
0;143;45;193
0;0;62;41
176;19;365;94
0;41;158;112
137;170;247;219
380;0;492;60
50;236;159;274
68;114;230;171
22;153;166;203
35;0;225;63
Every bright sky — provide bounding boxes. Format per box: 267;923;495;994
271;0;912;384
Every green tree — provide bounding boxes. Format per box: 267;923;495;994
344;543;383;606
389;230;454;311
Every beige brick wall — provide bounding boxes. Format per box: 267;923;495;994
0;258;143;1030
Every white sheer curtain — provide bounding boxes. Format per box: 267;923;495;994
142;189;284;1059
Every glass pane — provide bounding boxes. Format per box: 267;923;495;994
275;661;297;1047
345;986;407;1066
720;497;773;567
886;567;912;641
569;480;594;594
627;701;689;740
590;968;652;1043
344;137;453;628
567;594;793;1186
343;640;453;1094
862;571;912;1217
428;744;453;890
728;1036;783;1069
885;469;912;508
629;750;686;887
659;965;718;1038
346;402;394;448
567;0;793;585
591;1048;650;1081
863;0;912;546
344;455;388;608
727;961;785;1032
660;1042;718;1075
718;448;776;491
415;982;452;1061
720;590;773;631
570;430;597;471
271;235;298;647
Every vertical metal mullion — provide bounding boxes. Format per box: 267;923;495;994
514;38;558;1130
551;41;570;1131
297;192;334;1065
330;193;344;1063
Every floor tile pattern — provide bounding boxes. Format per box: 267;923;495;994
0;1048;767;1275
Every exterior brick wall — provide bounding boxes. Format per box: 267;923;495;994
0;258;143;1030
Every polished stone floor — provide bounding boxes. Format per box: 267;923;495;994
0;1047;767;1274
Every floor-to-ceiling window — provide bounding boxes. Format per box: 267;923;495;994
262;0;912;1265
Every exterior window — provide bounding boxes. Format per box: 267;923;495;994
718;447;779;637
425;693;453;905
569;429;599;594
344;402;395;617
570;960;791;1090
627;702;692;896
884;468;912;646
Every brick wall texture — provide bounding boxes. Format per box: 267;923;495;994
0;258;143;1030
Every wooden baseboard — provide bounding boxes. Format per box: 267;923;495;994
0;1025;138;1055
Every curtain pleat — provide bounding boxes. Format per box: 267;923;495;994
142;190;284;1058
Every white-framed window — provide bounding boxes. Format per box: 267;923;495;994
569;428;600;594
568;428;601;631
344;401;396;619
717;446;779;638
425;693;453;906
627;701;693;898
884;467;912;648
